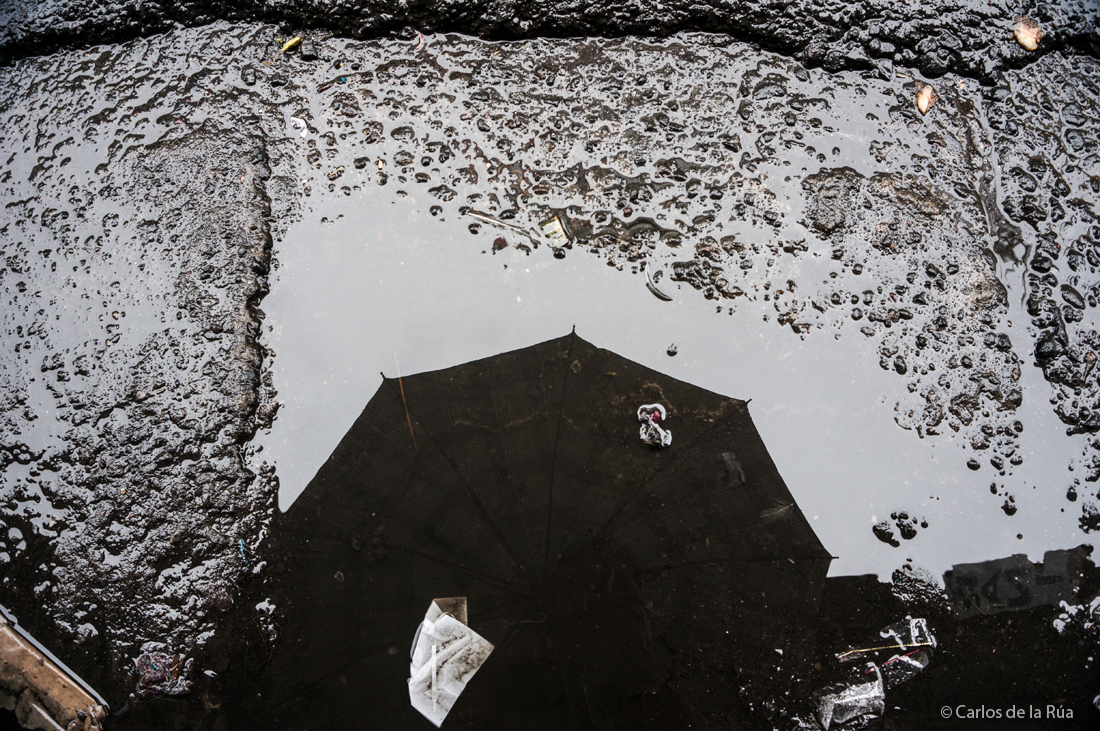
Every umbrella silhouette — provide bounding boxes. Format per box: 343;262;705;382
249;332;832;729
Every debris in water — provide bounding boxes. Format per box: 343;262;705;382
539;214;570;247
266;36;302;64
812;663;885;730
279;36;302;55
465;209;527;235
289;116;308;138
328;166;344;181
638;404;672;448
836;617;936;666
666;343;678;357
916;85;937;115
643;259;672;301
409;598;494;727
134;652;195;701
1014;18;1043;51
492;236;508;252
414;32;425;50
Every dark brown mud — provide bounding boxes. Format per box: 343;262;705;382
1;0;1099;83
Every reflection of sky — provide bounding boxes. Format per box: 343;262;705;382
256;191;1089;580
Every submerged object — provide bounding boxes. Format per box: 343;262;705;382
812;663;885;730
837;616;936;688
408;598;494;727
0;604;108;730
134;652;195;701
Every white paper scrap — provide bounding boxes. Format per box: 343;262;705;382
408;597;494;727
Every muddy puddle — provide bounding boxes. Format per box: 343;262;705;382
1;18;1099;725
254;30;1098;581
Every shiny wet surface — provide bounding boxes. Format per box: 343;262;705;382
0;19;1098;729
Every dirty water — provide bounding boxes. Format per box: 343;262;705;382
0;18;1098;726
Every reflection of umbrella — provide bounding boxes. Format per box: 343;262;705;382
249;332;832;729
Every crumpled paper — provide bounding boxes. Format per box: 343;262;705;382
408;598;494;727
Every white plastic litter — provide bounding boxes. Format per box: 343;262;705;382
638;404;672;447
408;598;494;727
812;663;885;730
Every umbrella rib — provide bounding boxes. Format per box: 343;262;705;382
388;378;538;589
594;406;745;538
543;329;578;581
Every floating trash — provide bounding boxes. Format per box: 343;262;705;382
1014;18;1043;51
289;116;308;138
837;616;936;665
408;598;494;727
134;652;195;701
539;214;570;247
666;343;678;356
812;663;885;730
916;85;937;115
638;403;672;448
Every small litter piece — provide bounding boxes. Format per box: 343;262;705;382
812;663;885;730
289;117;308;138
638;404;672;448
408;598;494;727
916;85;937;115
134;652;195;701
837;617;936;689
1014;18;1043;51
666;343;678;357
643;259;673;301
539;214;570;247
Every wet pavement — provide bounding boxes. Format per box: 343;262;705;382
0;7;1099;731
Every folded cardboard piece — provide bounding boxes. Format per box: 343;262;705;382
408;598;494;727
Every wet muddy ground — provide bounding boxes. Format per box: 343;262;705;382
0;9;1099;731
1;0;1099;82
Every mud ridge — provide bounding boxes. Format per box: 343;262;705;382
1;0;1099;83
